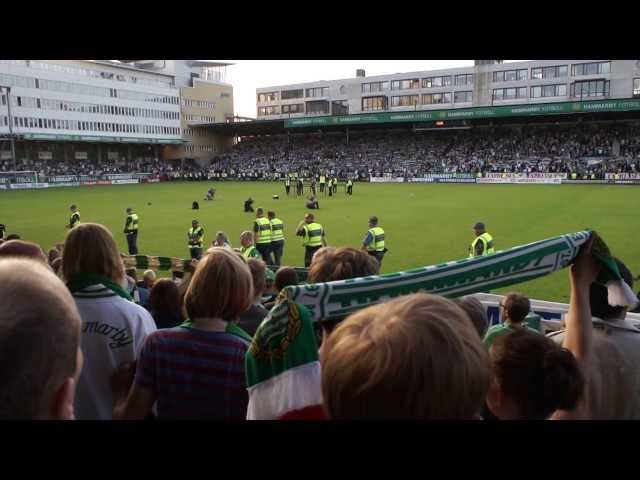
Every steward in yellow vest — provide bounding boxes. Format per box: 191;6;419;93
124;207;139;255
253;207;274;265
296;212;327;267
268;210;285;267
362;215;386;266
469;222;495;258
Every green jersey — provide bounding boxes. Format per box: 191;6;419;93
483;322;540;348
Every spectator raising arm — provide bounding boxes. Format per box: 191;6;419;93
552;233;601;420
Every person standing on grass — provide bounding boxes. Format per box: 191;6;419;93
362;215;386;266
346;178;353;195
296;213;327;268
253;208;273;265
285;176;291;197
123;207;139;255
469;222;495;258
187;220;204;260
68;204;81;229
268;210;285;267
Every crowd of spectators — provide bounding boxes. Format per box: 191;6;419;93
2;121;639;181
0;221;639;420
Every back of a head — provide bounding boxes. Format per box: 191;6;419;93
275;266;299;292
590;258;633;320
0;240;47;264
0;258;81;419
308;247;379;284
62;223;124;283
321;293;489;419
490;329;584;419
247;258;266;298
184;247;253;321
150;278;181;315
125;268;137;282
504;292;530;323
143;269;156;285
48;248;61;264
454;296;489;338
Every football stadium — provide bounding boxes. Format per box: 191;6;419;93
1;59;640;420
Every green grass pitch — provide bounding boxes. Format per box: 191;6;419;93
1;181;638;303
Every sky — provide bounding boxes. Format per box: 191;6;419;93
224;60;483;119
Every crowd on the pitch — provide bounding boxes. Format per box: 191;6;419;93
1;216;640;420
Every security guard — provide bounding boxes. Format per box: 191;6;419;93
327;177;333;197
319;174;326;193
346;178;353;196
239;231;261;259
123;207;139;255
253;207;273;265
285;176;291;196
187;219;205;260
362;215;386;265
296;212;327;267
268;210;285;267
469;222;495;258
68;204;81;229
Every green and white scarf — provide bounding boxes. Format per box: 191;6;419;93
67;273;133;301
281;230;636;322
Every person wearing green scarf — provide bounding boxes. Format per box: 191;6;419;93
62;223;157;420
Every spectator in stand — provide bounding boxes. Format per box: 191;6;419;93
308;247;380;342
320;293;489;419
275;266;299;292
0;240;48;264
125;267;150;308
237;258;269;337
62;223;157;420
548;257;640;419
51;257;62;276
454;296;489;339
0;258;83;419
483;293;539;347
141;270;156;290
112;248;252;419
212;231;232;249
48;247;61;265
148;278;184;329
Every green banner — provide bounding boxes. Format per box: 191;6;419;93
22;133;183;144
285;98;640;129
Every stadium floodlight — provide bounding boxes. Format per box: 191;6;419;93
0;85;16;171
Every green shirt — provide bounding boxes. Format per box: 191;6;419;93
483;322;540;348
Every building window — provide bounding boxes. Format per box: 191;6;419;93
422;76;452;88
493;69;528;83
257;92;278;102
454;91;472;103
391;79;420;90
531;65;568;80
391;95;419;107
570;80;610;98
305;100;329;114
362;96;388;111
571;62;610;76
530;84;567;98
493;87;527;100
422;92;451;104
305;87;329;98
455;74;473;86
361;81;389;93
634;78;640;97
282;103;304;114
258;106;280;116
281;89;303;100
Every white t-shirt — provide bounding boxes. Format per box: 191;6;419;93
73;284;157;420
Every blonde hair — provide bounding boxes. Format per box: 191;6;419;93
184;247;253;321
321;293;489;419
240;231;254;244
61;223;125;283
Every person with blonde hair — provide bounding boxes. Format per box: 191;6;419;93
237;258;269;337
113;247;253;419
320;293;490;419
212;231;232;250
238;230;260;259
62;223;156;420
0;258;83;419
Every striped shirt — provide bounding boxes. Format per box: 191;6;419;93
135;326;250;419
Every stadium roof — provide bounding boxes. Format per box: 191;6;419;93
197;98;640;137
